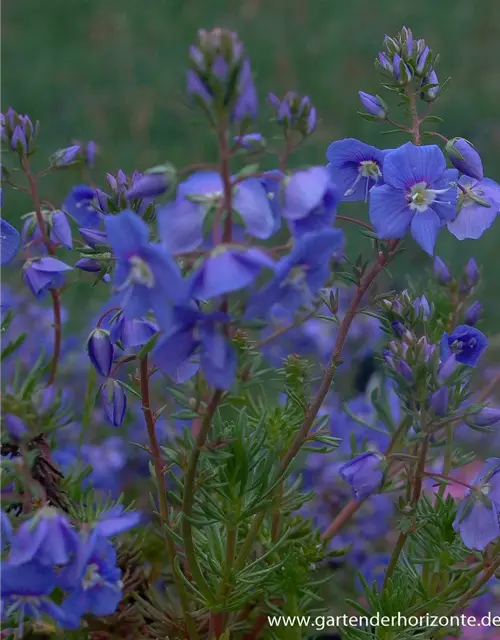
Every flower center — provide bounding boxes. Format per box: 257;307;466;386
450;339;464;353
128;256;155;288
359;160;382;180
82;563;102;590
407;181;436;212
344;160;382;200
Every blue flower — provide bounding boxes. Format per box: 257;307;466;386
103;379;127;427
1;560;68;632
245;228;344;319
326;138;391;202
8;507;80;567
23;257;73;299
154;306;236;390
446;137;484;181
339;451;384;501
58;532;123;626
87;328;113;377
63;185;102;228
1;510;12;552
369;142;458;255
447;176;500;240
105;209;187;327
49;210;73;249
109;311;159;348
282;166;339;237
1;217;20;265
440;325;488;367
157;171;276;255
93;505;141;537
453;458;500;550
188;245;275;300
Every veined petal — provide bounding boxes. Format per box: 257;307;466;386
233;178;275;239
447;204;498;240
410;208;441;255
283;167;331;220
105;210;149;260
369;185;413;238
1;218;21;265
157;198;204;254
383;142;446;189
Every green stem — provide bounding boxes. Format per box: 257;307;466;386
181;388;223;603
140;356;198;639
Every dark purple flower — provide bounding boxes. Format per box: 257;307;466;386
339;452;384;501
440;325;488;368
446;138;483;181
87;328;113;377
188;245;275;300
369;143;458;255
358;91;387;119
1;217;20;265
103;379;127;427
63;185;102;228
23;257;73;299
326;138;391;202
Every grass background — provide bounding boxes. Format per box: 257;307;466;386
2;0;500;328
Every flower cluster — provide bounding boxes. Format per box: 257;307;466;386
1;24;500;640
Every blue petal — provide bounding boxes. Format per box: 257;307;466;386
369;185;413;238
447;203;498;240
1;560;56;596
33;257;73;273
283;167;331;220
0;218;20;265
233;178;275;239
178;171;222;197
157;198;204;254
105;210;149;260
154;327;198;378
383;143;446;189
201;331;237;390
454;499;499;551
410;209;441;255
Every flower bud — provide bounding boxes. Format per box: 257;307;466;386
49;211;72;249
3;414;26;440
433;256;451;284
438;355;458;383
413;295;430;320
415;46;431;76
420;69;440;102
126;170;169;200
358;91;388;119
383;35;400;54
50;145;81;167
11;125;27;155
467;407;500;427
75;258;101;273
465;301;482;326
377;52;393;73
103;379;127;427
339;452;384;500
464;258;479;287
401;27;413;60
391;320;405;338
79;228;108;248
445;138;483;181
429;387;449;416
87;328;113;377
397;360;414;382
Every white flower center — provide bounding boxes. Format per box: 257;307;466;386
129;256;155;288
344;160;382;200
82;563;102;590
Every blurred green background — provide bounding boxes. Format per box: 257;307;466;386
2;0;500;328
